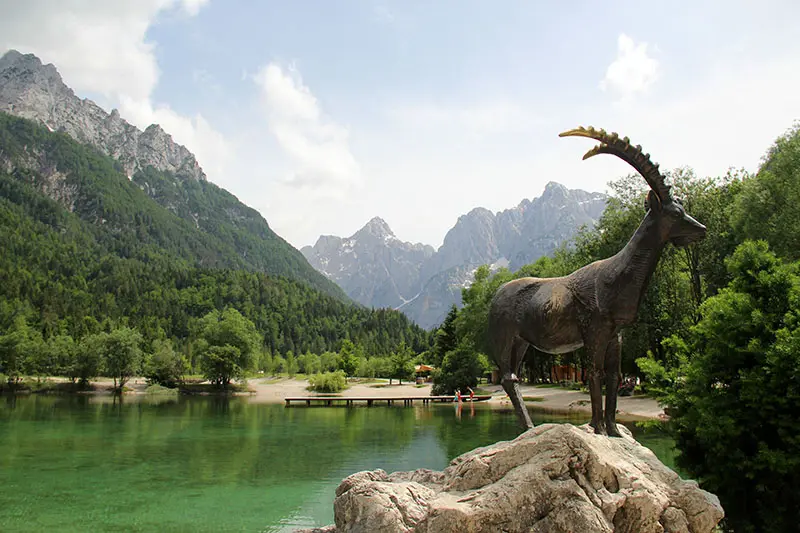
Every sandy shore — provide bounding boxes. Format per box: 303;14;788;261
39;376;664;421
246;377;665;421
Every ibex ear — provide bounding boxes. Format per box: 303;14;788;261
644;190;662;212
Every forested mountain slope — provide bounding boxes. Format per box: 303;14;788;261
0;113;430;355
0;50;345;300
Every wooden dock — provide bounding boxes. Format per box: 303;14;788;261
284;395;491;407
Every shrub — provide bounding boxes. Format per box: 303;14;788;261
307;371;347;393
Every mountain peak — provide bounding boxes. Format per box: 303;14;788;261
543;181;569;195
356;216;395;239
1;49;67;96
1;49;46;72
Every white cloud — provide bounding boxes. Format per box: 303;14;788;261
179;0;210;16
253;63;362;194
600;34;660;101
0;0;228;181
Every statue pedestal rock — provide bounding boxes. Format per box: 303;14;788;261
299;424;723;533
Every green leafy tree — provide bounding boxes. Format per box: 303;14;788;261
657;241;800;533
198;308;260;386
431;305;459;368
297;352;321;375
144;339;187;387
285;350;298;377
356;356;392;379
75;334;105;385
47;334;78;380
0;315;43;384
257;349;274;374
338;339;361;378
388;342;415;385
431;344;483;396
97;327;144;389
733;122;800;260
320;351;341;372
199;345;243;387
271;354;286;376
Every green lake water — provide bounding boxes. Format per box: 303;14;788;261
0;395;678;532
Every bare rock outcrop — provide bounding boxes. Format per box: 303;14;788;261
0;49;205;181
303;423;723;533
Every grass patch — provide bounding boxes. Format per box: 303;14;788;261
634;419;666;431
522;396;545;402
348;377;382;385
180;382;253;394
145;384;179;396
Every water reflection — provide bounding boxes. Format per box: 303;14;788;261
0;395;677;533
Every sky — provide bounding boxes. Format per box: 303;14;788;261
2;1;799;249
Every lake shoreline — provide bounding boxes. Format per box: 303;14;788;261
3;376;665;421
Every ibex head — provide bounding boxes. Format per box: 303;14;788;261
559;126;706;248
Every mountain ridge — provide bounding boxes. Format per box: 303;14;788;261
0;49;205;182
302;182;607;327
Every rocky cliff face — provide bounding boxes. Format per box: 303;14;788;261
0;49;205;181
303;182;607;328
301;423;724;533
301;217;436;310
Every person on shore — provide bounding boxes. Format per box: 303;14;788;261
467;387;474;402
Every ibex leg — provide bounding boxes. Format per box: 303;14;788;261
502;376;533;430
586;336;607;435
604;334;623;438
502;337;533;430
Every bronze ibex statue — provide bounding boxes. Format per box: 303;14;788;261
488;126;707;436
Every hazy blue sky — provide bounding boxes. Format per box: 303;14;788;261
3;1;799;247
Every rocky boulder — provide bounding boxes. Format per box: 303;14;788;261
303;423;723;533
